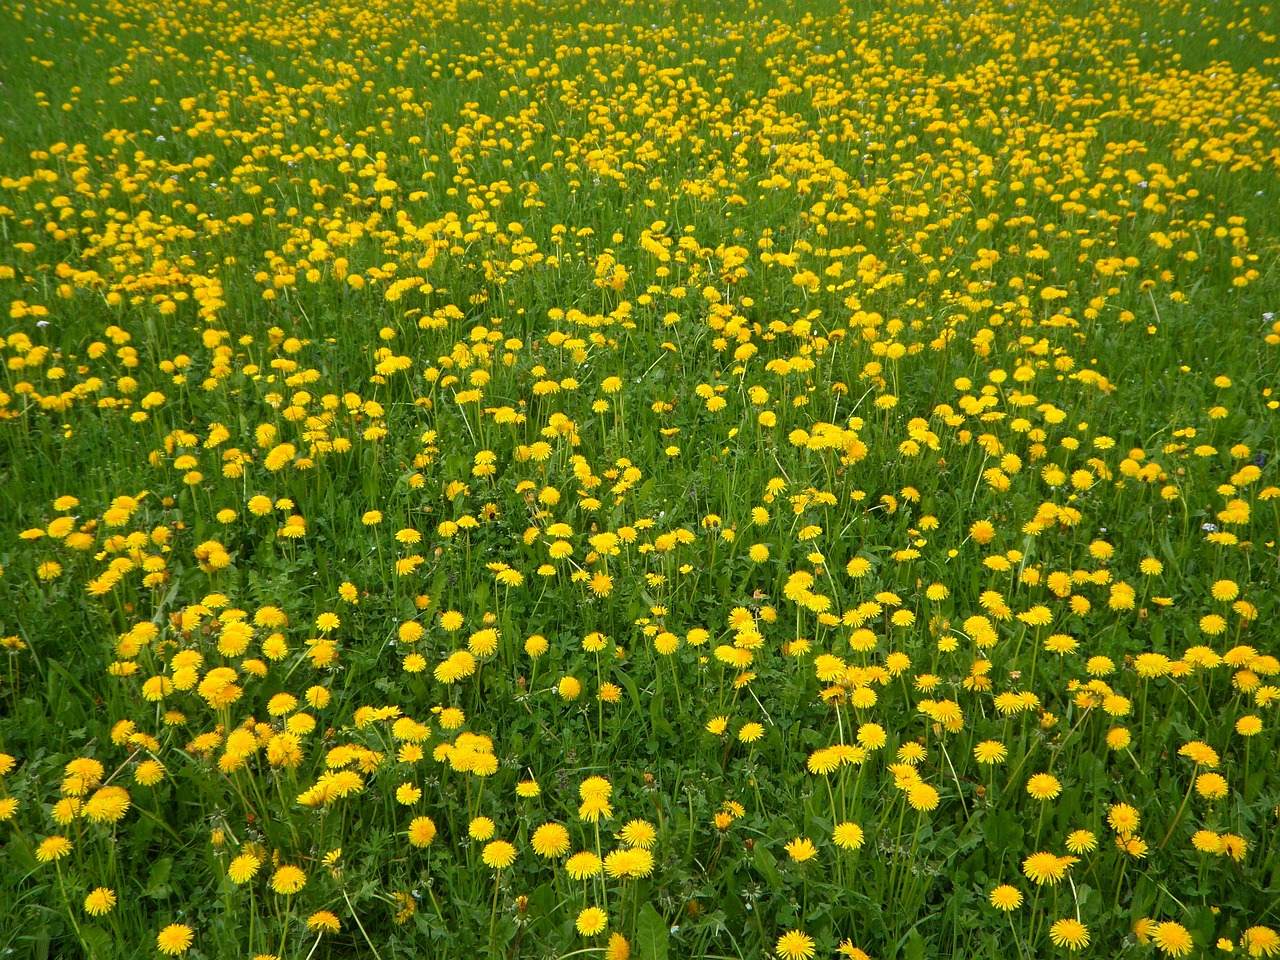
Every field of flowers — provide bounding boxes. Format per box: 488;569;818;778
1;0;1278;956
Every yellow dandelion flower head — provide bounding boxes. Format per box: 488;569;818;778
1064;830;1097;854
1107;803;1140;835
228;853;261;883
989;884;1023;911
269;865;306;895
1022;851;1069;886
619;819;657;850
1178;741;1220;768
306;911;341;934
775;929;816;960
482;840;517;870
576;906;608;936
565;851;603;880
832;822;864;850
532;822;571;858
907;782;940;811
408;816;438;847
84;887;117;916
1241;926;1280;956
1048;918;1090;950
784;837;818;862
1151;921;1194;957
36;835;73;863
1025;773;1062;801
156;923;194;956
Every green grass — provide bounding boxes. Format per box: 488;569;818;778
1;0;1279;957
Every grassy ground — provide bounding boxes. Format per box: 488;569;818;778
1;0;1279;957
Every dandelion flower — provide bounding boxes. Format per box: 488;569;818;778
532;823;571;858
1151;921;1194;957
558;676;583;700
1242;926;1280;956
1065;830;1097;854
576;906;607;936
832;822;864;850
837;940;871;959
604;847;655;878
565;851;603;879
408;817;437;847
856;723;887;750
1192;830;1223;853
269;865;306;895
785;837;817;862
907;783;940;811
36;836;73;863
84;887;117;916
228;853;261;883
897;741;925;764
1086;656;1116;676
307;911;341;934
483;840;517;870
578;794;613;822
619;819;657;850
1196;773;1229;799
1048;918;1090;950
396;783;422;805
156;924;194;956
974;740;1007;764
1106;727;1132;750
1116;834;1150;858
1178;741;1219;768
1023;852;1069;886
1107;803;1140;835
775;930;816;960
1236;715;1263;736
1211;580;1239;602
989;885;1023;911
1026;773;1062;800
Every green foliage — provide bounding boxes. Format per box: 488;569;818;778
0;0;1278;957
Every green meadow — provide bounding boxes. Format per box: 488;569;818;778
1;0;1279;957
